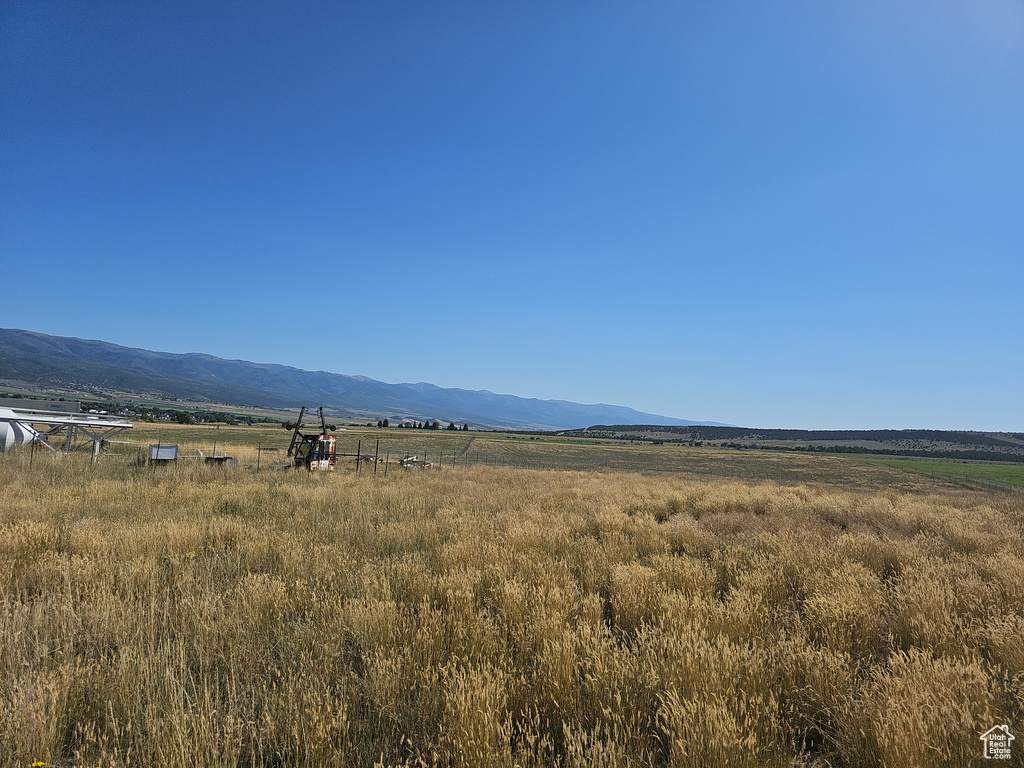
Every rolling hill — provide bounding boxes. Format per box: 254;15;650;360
560;424;1024;462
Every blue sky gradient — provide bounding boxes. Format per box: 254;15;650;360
2;1;1022;429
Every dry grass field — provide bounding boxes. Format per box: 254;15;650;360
1;437;1022;767
118;422;952;491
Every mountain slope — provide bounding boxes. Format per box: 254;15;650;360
0;328;722;430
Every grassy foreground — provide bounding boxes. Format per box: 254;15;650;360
1;451;1022;767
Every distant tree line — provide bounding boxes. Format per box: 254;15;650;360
76;399;274;426
376;419;470;431
576;425;1023;449
715;441;1024;463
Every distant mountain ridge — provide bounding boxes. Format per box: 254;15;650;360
0;328;725;431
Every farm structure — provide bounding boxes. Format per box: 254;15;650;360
286;406;400;473
285;406;338;470
0;405;132;457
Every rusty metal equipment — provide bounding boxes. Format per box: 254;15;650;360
285;406;337;470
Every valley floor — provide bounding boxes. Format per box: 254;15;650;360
1;440;1021;767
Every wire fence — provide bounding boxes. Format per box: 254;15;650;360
21;430;1024;492
915;471;1023;494
122;437;657;475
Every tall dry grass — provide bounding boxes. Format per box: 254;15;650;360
0;450;1021;767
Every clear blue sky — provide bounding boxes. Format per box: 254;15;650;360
2;1;1022;430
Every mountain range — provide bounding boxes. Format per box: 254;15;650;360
0;328;724;431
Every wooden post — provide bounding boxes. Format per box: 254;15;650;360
356;439;361;474
256;443;261;472
374;439;379;475
384;448;389;477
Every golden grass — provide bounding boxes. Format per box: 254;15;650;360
122;421;945;492
1;449;1021;767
